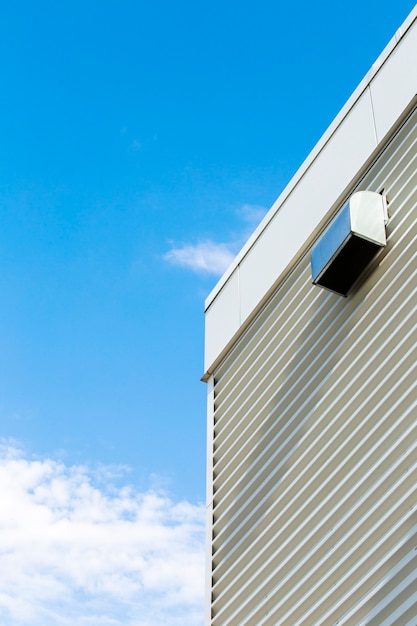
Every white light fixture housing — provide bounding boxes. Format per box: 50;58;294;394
311;191;388;296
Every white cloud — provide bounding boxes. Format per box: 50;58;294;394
164;241;236;276
0;442;205;626
163;204;269;277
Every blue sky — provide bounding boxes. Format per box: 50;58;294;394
0;1;415;624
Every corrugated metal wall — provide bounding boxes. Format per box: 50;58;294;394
209;108;417;625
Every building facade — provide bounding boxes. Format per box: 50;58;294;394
204;8;417;626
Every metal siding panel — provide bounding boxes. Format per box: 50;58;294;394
208;109;417;625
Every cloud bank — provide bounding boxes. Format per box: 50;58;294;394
0;442;205;626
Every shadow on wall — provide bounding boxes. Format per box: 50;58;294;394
211;223;416;623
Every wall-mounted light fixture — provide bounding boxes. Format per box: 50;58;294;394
311;191;388;296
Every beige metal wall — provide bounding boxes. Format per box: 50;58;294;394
208;107;417;625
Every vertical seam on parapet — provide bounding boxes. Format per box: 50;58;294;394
395;26;404;43
368;85;379;146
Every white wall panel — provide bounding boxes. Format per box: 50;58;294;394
204;269;239;372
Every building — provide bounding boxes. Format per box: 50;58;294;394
203;8;417;626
